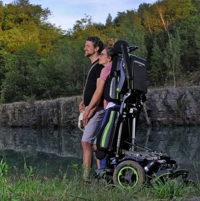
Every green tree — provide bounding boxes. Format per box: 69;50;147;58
196;27;200;55
149;37;165;87
163;32;181;87
105;14;112;27
0;42;40;102
115;11;147;57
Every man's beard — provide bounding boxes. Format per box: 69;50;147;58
85;52;95;57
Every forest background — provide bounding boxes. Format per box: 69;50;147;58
0;0;199;103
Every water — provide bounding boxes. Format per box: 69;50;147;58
136;126;200;182
0;127;83;179
0;126;199;182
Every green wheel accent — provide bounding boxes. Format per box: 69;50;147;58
113;160;145;189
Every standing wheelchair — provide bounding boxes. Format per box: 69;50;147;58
94;40;189;189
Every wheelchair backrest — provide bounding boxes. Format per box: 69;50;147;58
129;54;147;93
104;55;126;103
104;40;147;104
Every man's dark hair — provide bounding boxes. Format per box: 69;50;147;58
86;36;104;54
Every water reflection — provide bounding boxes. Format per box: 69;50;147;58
0;127;82;157
0;126;199;181
0;127;83;178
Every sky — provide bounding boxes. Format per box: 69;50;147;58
3;0;156;31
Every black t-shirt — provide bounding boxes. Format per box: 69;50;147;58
83;60;104;107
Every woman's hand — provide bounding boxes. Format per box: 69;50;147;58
83;109;90;126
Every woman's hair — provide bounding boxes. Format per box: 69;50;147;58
104;46;118;60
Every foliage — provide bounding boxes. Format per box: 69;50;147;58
0;0;199;103
163;31;181;87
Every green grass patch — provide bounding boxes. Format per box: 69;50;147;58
0;159;199;201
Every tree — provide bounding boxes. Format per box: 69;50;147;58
115;10;147;58
163;32;181;87
0;43;40;102
149;37;165;87
195;27;200;55
105;14;112;27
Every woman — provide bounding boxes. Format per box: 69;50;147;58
83;46;117;125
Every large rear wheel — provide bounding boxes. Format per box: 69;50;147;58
113;160;145;189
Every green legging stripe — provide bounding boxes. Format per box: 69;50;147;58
116;76;119;99
101;111;115;148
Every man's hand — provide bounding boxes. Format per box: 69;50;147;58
79;101;85;113
83;108;96;126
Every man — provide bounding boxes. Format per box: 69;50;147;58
79;36;104;181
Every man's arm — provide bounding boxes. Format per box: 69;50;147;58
83;79;105;126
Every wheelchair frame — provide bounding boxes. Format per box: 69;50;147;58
95;41;189;189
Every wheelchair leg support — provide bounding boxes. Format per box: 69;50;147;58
132;117;136;151
116;121;123;156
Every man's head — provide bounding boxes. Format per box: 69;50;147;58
84;36;104;59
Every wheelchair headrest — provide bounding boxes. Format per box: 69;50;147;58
112;55;120;69
114;40;129;54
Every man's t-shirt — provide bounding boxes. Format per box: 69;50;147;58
83;60;104;107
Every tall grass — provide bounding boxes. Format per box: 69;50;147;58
0;159;199;201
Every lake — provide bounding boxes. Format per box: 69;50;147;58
0;126;199;182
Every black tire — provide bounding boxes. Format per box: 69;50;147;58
113;160;145;189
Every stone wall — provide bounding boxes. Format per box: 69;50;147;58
144;86;200;126
0;96;81;128
0;86;199;128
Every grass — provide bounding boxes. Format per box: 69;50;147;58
0;160;199;201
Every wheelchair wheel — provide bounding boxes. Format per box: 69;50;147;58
113;160;145;189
